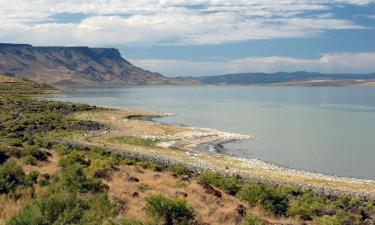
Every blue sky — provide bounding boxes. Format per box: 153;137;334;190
0;1;374;76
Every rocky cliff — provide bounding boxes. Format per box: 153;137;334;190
0;43;196;85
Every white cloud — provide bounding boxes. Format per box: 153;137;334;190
131;52;375;76
0;0;371;45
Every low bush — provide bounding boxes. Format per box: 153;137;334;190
122;157;138;165
60;163;103;193
21;145;48;161
199;172;243;195
0;148;9;164
260;188;289;216
240;213;267;225
238;182;289;215
136;161;162;172
22;155;37;165
288;191;326;220
6;138;23;147
59;151;91;168
87;158;113;178
315;210;360;225
237;182;266;206
0;160;26;193
6;204;44;225
145;194;194;225
170;164;192;176
8;192;118;225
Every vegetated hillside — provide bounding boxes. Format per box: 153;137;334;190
188;71;375;85
0;43;197;85
0;80;375;225
0;74;57;94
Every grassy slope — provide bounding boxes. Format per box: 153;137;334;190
0;75;58;95
0;78;374;225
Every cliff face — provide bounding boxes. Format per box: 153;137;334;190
0;43;196;85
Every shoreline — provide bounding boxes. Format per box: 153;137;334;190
154;113;375;185
67;106;375;200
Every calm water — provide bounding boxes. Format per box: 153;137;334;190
49;86;375;179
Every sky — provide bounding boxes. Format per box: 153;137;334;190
0;0;375;76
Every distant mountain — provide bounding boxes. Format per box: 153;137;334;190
0;43;197;85
187;72;375;86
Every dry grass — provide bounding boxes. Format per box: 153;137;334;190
23;150;60;175
105;165;300;225
0;151;60;224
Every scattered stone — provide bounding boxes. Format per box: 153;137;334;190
171;173;178;178
154;174;161;179
363;218;375;225
41;173;51;180
180;175;189;181
131;192;139;198
235;204;246;217
102;184;110;191
176;191;188;197
45;151;52;157
200;182;222;198
128;176;140;182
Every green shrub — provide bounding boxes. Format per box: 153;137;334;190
6;138;23;147
60;163;103;193
199;172;243;195
315;215;341;225
136;161;162;172
238;183;289;215
22;155;37;165
240;213;267;225
122;157;138;165
39;179;49;187
315;211;359;225
0;160;26;193
52;144;71;155
0;149;9;164
21;146;48;161
6;204;44;225
288;191;326;220
87;159;113;178
74;193;119;225
237;182;266;206
59;151;90;168
260;188;289;216
170;164;192;176
145;194;194;225
8;192;118;225
24;170;40;186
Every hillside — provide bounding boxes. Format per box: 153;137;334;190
0;43;197;85
0;74;57;94
188;71;375;86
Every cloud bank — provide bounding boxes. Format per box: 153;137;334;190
131;52;375;76
0;0;372;45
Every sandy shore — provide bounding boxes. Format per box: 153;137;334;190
68;107;375;200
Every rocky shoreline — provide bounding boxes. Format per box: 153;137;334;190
66;106;375;200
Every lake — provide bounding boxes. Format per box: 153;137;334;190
49;86;375;180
